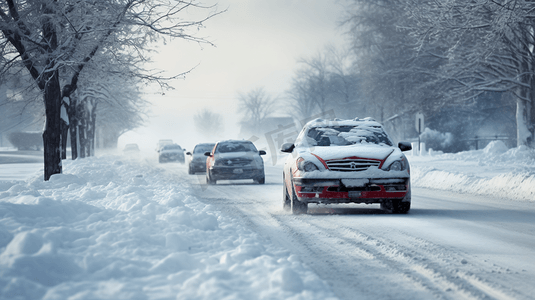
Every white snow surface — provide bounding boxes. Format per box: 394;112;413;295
0;156;336;300
1;140;535;299
409;141;535;202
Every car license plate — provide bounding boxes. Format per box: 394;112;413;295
349;191;361;198
233;169;243;174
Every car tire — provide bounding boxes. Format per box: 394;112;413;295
282;181;291;211
291;184;307;215
158;157;163;163
255;176;265;184
381;200;410;214
206;171;216;185
188;166;194;175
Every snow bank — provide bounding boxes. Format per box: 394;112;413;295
0;156;336;300
410;143;535;202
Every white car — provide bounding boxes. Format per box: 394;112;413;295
281;118;412;214
123;143;140;155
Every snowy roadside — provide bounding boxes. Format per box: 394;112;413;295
0;156;337;300
408;141;535;202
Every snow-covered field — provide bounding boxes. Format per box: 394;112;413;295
0;140;534;299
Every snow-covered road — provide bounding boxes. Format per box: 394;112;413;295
1;142;534;299
183;164;535;300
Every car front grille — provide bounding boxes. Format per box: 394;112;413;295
326;159;381;172
217;157;253;167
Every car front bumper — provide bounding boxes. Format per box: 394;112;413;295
160;154;184;162
292;177;410;204
189;162;206;172
210;166;264;180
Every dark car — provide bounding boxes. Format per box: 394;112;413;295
204;140;266;184
281;118;412;214
186;143;216;174
158;144;185;163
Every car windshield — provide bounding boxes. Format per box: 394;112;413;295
194;144;215;154
216;142;257;153
305;125;393;146
162;144;181;150
125;144;139;150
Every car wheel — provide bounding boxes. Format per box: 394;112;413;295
291;184;307;215
206;171;216;185
188;166;194;175
255;176;265;184
381;200;410;214
282;181;291;211
158;157;163;163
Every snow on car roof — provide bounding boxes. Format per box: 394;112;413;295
301;118;393;147
305;117;383;129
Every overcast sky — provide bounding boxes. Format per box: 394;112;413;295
120;0;348;151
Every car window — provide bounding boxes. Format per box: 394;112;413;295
215;142;257;153
194;144;215;154
305;125;393;146
162;144;181;150
125;144;139;150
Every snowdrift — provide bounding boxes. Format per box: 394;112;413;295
410;141;535;202
0;156;336;300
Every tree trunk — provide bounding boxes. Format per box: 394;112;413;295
68;96;78;160
516;96;532;147
79;116;87;158
60;119;68;160
89;101;98;156
42;71;62;181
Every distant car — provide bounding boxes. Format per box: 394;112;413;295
158;144;185;163
156;139;173;152
123;143;140;155
281;118;412;215
186;143;216;174
205;140;266;184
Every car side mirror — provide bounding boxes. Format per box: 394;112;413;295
204;151;212;157
280;143;295;153
398;142;412;152
259;150;267;155
186;152;191;155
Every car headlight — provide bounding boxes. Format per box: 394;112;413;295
297;158;319;172
387;160;406;171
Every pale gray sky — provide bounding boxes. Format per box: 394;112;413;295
119;0;348;151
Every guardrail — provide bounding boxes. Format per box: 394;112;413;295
464;135;510;150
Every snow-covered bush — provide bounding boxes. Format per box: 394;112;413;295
419;128;454;152
482;140;508;155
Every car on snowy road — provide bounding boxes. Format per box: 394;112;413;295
123;143;140;155
158;144;185;163
186;143;216;174
205;140;266;184
281;117;412;214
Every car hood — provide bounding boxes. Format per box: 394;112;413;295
301;144;395;161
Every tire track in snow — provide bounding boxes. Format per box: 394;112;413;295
300;219;522;300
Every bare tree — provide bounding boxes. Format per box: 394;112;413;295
238;87;278;134
287;46;364;121
404;0;535;147
1;0;223;180
342;0;436;122
193;109;224;138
